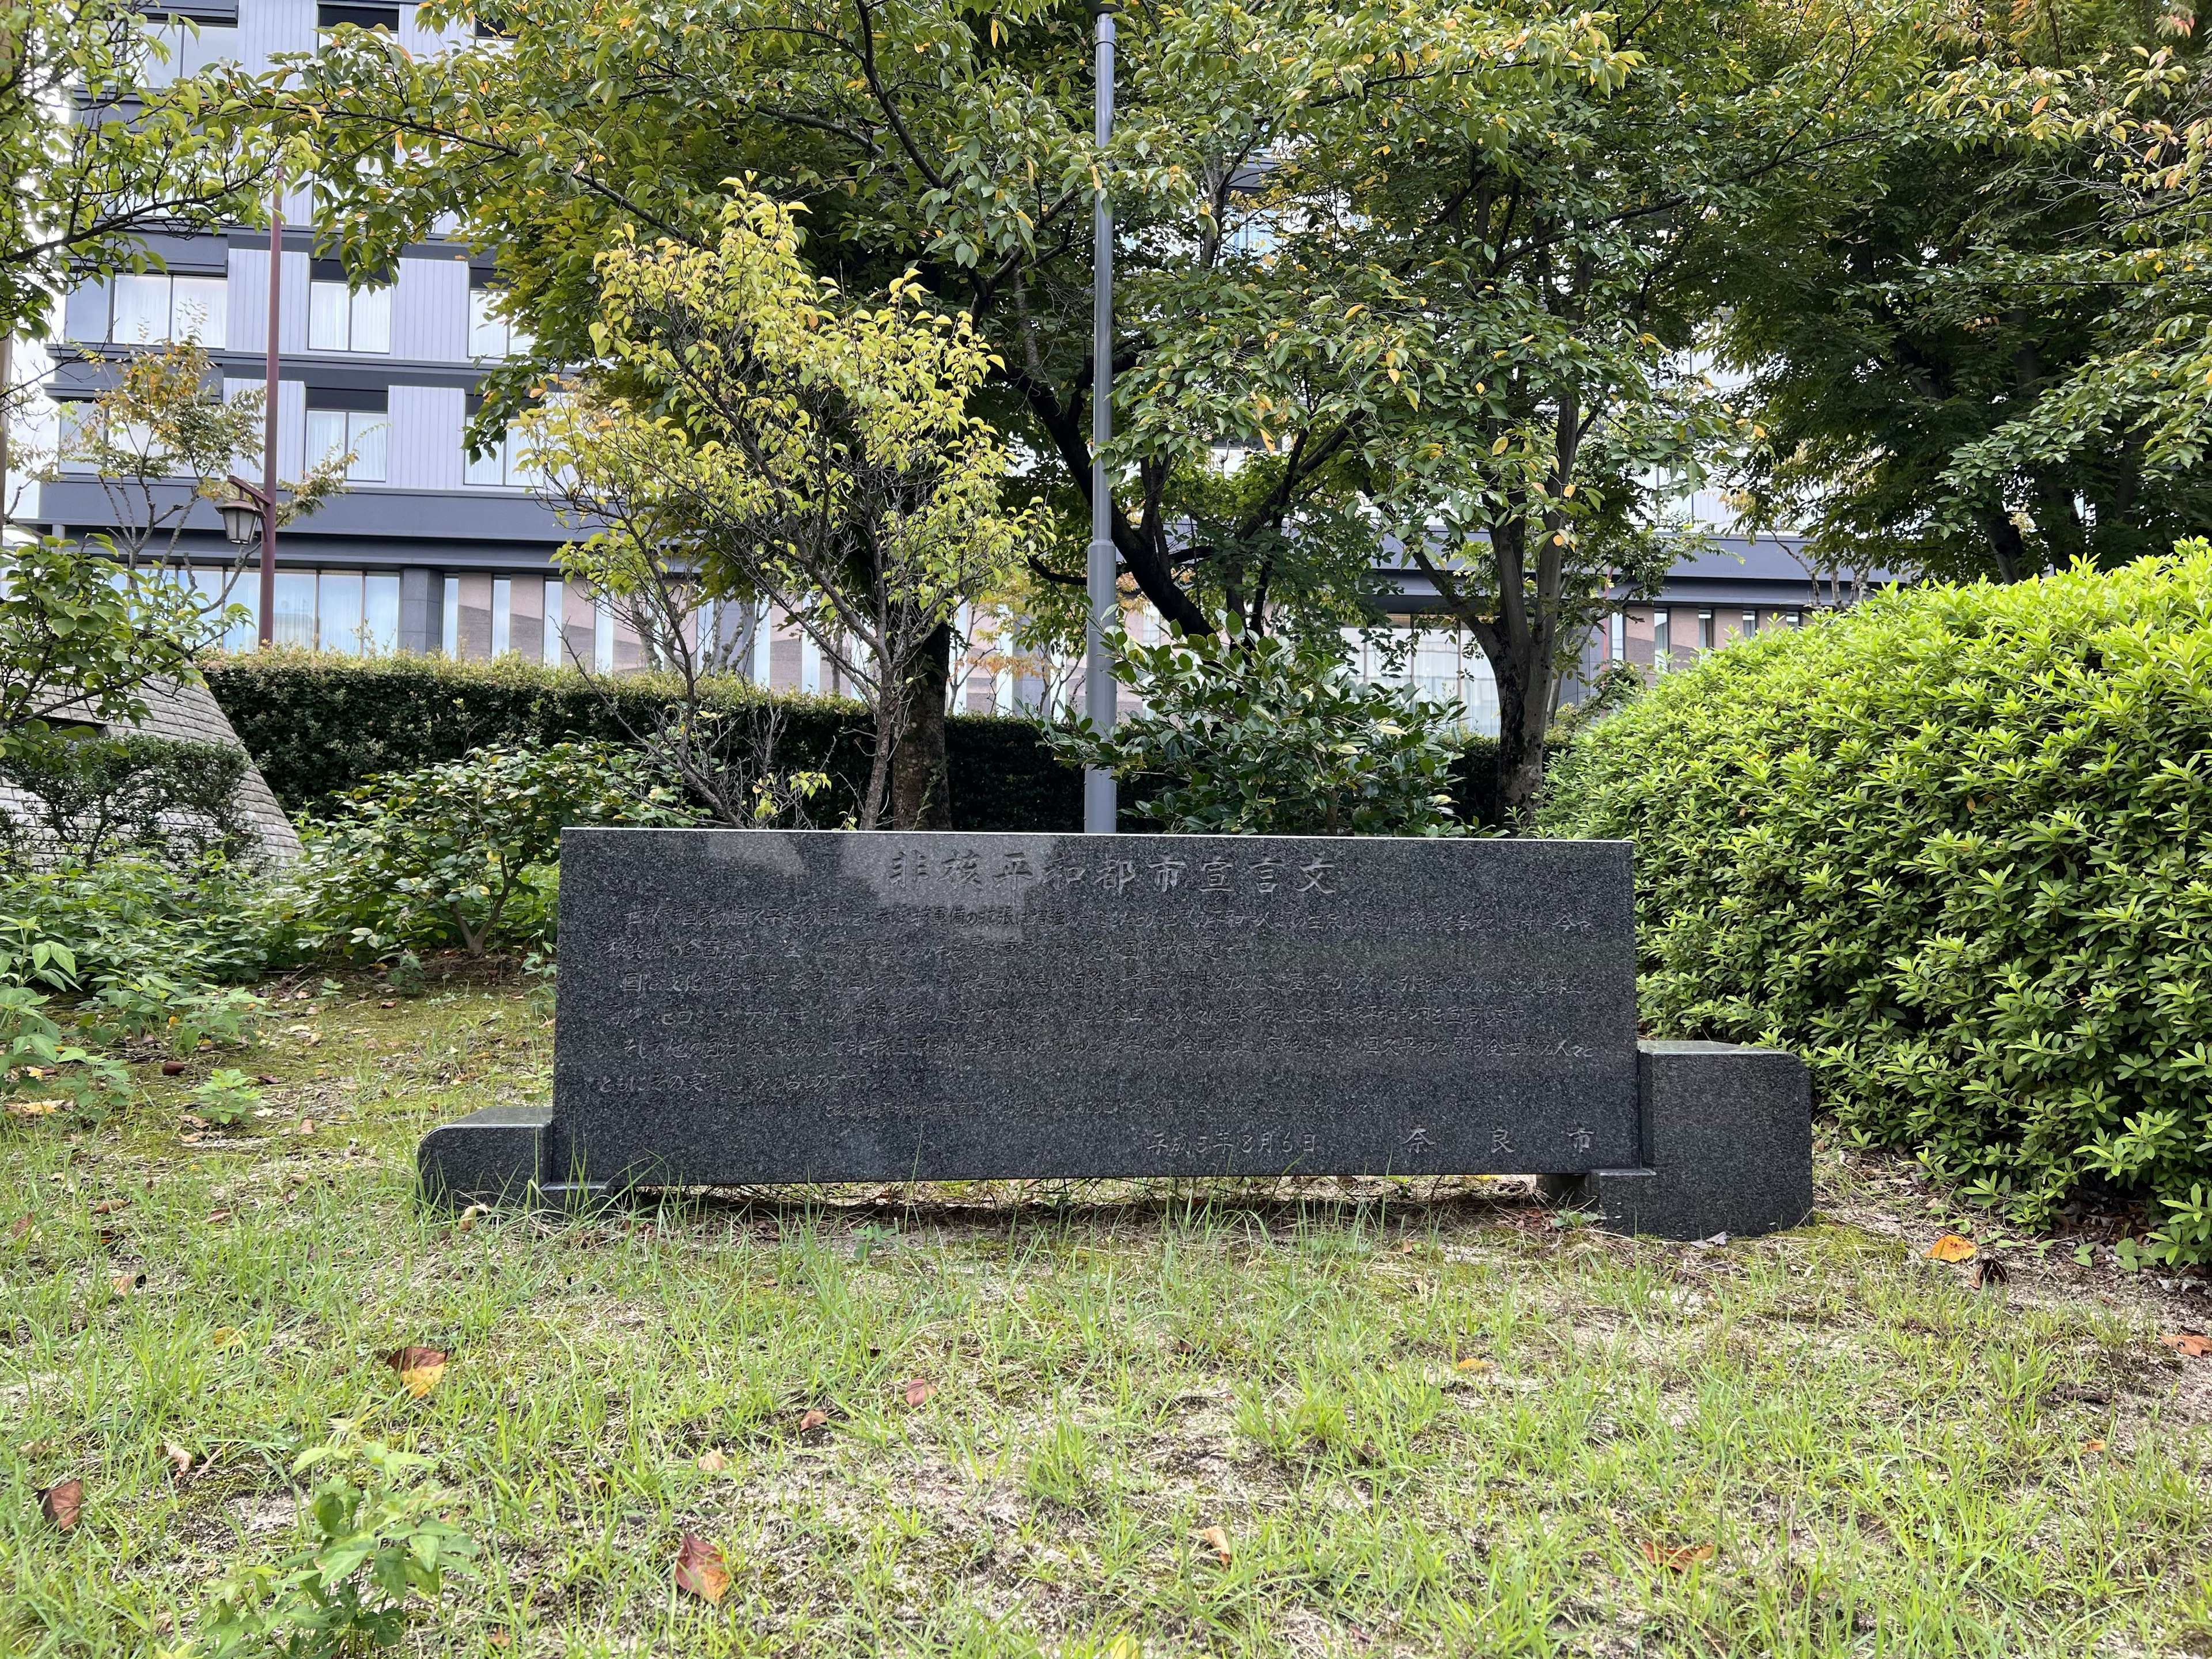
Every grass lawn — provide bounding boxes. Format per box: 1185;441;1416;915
3;965;2210;1657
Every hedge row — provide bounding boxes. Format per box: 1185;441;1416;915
201;650;1503;830
1542;547;2212;1262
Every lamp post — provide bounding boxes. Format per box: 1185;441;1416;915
1082;0;1119;836
257;176;283;646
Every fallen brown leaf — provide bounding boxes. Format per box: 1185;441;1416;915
695;1448;729;1472
379;999;397;1009
1927;1234;1977;1264
206;1209;233;1224
253;1074;278;1086
902;1377;935;1407
2085;1438;2107;1453
88;1198;128;1216
1643;1540;1716;1571
673;1532;730;1603
5;1099;62;1118
9;1215;31;1240
1969;1256;2009;1290
109;1270;143;1296
384;1345;449;1397
2160;1332;2212;1358
160;1060;187;1076
456;1203;489;1233
798;1407;830;1437
1196;1524;1232;1565
40;1478;83;1530
163;1442;194;1478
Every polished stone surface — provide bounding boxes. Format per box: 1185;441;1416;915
1545;1041;1816;1239
548;830;1641;1187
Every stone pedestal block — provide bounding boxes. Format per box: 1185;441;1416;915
1539;1040;1813;1239
417;1105;551;1209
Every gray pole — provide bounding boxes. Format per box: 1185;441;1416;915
1082;2;1118;836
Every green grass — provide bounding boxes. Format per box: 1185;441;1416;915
3;971;2209;1656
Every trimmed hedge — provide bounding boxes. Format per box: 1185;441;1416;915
203;650;1504;830
201;650;1081;831
1541;548;2212;1262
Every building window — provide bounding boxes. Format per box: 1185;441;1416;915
1743;609;1759;637
306;406;387;482
490;577;512;655
1653;609;1671;672
308;279;391;353
467;287;530;360
1698;610;1715;651
110;273;227;347
464;427;535;488
442;577;461;660
316;2;398;35
272;570;317;647
543;578;565;666
1608;612;1625;661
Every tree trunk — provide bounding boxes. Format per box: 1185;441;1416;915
890;622;953;831
1490;633;1554;829
1982;510;2027;584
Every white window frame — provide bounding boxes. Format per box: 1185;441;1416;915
307;280;392;353
110;272;228;348
305;408;388;482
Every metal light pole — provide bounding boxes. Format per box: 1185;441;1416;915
257;176;283;646
1082;1;1119;836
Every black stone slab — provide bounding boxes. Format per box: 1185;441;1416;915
546;830;1639;1187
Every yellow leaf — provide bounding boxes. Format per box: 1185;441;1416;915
1197;1524;1232;1564
385;1344;449;1397
1927;1234;1976;1264
1456;1356;1493;1373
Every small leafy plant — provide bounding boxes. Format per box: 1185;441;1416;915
198;1432;477;1657
190;1069;262;1127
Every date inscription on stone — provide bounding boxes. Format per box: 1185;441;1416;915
550;830;1640;1185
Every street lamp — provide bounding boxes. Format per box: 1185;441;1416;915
220;475;273;548
1083;0;1119;836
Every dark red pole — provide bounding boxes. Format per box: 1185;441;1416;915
257;175;282;645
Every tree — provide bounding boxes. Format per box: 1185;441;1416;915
255;0;1913;819
1716;0;2212;582
40;342;344;598
0;537;205;753
1;2;281;334
526;192;1035;831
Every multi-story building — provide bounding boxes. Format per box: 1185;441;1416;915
24;0;1872;733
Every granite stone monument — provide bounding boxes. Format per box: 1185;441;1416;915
420;830;1812;1238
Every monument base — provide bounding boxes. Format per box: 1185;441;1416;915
418;1106;552;1210
1539;1040;1813;1239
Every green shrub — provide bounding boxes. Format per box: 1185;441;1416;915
296;742;699;957
1541;547;2212;1263
1048;631;1467;836
0;730;251;868
0;855;298;989
203;647;1509;830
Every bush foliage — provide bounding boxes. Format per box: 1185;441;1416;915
1050;632;1466;836
0;731;251;868
296;743;698;957
203;649;1508;829
1543;549;2212;1262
